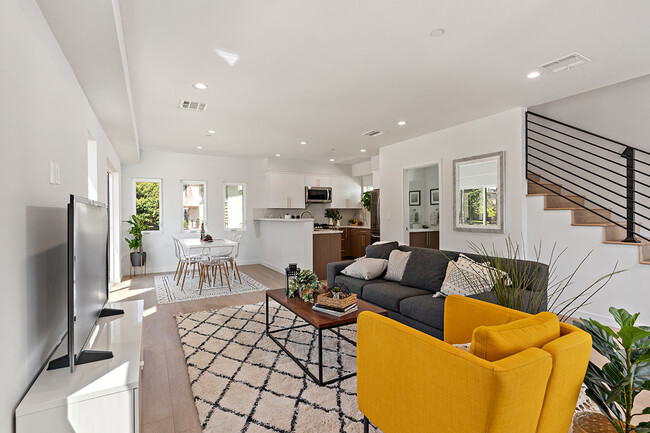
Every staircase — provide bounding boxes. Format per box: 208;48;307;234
525;112;650;266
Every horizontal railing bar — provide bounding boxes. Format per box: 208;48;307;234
528;158;650;215
527;111;650;157
526;175;650;243
528;141;650;194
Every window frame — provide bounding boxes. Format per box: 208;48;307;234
223;182;246;231
181;180;208;233
133;177;163;234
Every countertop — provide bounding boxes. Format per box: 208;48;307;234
254;218;314;222
313;230;343;235
409;227;439;232
343;225;370;229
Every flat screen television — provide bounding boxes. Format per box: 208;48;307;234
48;195;122;372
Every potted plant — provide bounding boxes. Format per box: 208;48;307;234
325;208;342;226
331;286;341;299
124;214;147;268
288;270;323;303
574;308;650;433
361;191;372;212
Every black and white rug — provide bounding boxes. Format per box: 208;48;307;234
154;271;269;304
175;302;380;433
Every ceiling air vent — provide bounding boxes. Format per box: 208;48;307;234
538;52;591;73
362;130;384;137
178;99;208;112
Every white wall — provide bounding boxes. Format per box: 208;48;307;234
120;150;266;274
0;0;121;430
380;108;526;250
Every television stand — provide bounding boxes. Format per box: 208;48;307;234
16;300;143;433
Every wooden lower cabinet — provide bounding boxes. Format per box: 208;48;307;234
350;229;371;258
313;233;342;280
409;231;439;249
341;228;351;258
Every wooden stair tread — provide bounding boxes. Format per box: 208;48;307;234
571;223;611;227
640;260;650;265
545;207;585;211
603;240;650;246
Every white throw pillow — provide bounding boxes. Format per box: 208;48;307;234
434;254;511;298
341;258;388;280
384;250;412;282
451;342;471;352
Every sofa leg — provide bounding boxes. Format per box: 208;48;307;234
363;416;369;433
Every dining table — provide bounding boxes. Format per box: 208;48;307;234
180;237;237;255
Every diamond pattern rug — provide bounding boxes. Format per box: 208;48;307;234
154;271;268;304
175;302;380;433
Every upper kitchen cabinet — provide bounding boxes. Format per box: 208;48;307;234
266;172;306;208
305;175;331;187
330;176;362;208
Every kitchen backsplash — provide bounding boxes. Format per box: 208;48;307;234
254;204;365;225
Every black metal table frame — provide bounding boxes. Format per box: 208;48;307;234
265;292;357;386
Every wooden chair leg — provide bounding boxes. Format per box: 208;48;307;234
219;264;224;286
181;265;189;291
223;264;231;291
198;265;204;295
176;262;184;284
234;261;241;283
173;260;181;280
192;262;196;278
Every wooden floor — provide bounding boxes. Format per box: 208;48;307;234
110;264;285;433
112;264;649;432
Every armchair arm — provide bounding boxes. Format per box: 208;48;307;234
326;260;354;288
443;294;530;344
358;312;552;433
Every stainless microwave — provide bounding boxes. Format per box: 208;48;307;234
305;186;332;203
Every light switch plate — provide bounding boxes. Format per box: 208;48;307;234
49;161;56;184
55;163;61;184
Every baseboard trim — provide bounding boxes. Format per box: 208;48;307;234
122;259;263;278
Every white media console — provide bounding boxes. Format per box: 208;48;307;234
16;300;144;433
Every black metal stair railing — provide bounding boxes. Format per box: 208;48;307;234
525;111;650;244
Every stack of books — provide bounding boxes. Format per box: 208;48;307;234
312;302;357;317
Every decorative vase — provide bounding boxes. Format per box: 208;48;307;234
336;220;340;227
328;218;334;225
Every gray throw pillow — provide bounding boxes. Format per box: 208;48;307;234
400;249;459;292
365;241;399;260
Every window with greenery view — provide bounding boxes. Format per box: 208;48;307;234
224;183;245;230
182;181;207;231
459;187;498;226
135;179;161;231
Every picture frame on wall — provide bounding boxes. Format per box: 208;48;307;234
430;188;439;205
409;190;421;206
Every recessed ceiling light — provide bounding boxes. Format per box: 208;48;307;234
329;158;335;162
397;120;407;126
300;141;307;145
192;83;208;90
429;29;445;38
275;153;281;157
207;129;215;134
527;71;541;79
196;146;203;149
360;149;367;152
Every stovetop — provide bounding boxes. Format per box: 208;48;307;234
313;224;339;230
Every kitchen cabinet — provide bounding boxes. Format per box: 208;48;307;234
330;176;362;208
313;232;342;280
350;228;371;258
340;228;351;258
409;231;439;249
305;175;331;187
266;172;305;208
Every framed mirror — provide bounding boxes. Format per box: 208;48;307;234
453;151;504;233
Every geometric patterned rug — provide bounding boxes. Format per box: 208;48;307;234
175;302;381;432
154;272;269;305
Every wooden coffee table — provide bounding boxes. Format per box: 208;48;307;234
265;288;387;386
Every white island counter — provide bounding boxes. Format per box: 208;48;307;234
254;218;315;274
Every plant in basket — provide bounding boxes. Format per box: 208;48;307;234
288;270;323;303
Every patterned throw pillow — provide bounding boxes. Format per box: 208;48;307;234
434;254;510;298
384;250;412;282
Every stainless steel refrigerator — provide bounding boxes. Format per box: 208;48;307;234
370;189;380;243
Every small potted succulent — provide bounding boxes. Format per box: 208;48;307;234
331;286;342;299
288;270;323;303
124;214;146;268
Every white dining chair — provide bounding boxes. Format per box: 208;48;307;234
227;233;243;283
173;237;200;291
198;245;232;294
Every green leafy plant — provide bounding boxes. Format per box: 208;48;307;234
574;308;650;433
124;214;145;252
462;236;624;318
288;270;323;303
135;181;160;231
325;208;342;221
331;286;341;293
361;191;372;212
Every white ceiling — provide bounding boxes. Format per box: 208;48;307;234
41;0;650;165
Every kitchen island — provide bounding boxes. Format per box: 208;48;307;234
255;218;315;274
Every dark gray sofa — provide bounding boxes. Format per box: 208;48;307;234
327;243;549;340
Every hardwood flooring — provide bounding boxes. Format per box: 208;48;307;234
111;264;649;432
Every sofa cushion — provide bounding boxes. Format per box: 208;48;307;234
471;311;560;362
399;295;446;331
333;274;384;297
362;282;431;312
400;249;460;292
365;241;399;260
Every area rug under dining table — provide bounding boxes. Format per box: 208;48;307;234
154;271;269;304
175;302;379;433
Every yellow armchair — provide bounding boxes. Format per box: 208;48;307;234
357;295;592;433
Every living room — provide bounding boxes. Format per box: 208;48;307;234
3;1;650;432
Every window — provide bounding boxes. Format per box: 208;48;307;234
134;179;161;232
182;180;207;231
224;183;245;230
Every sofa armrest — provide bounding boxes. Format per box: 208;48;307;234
357;311;552;433
326;260;354;288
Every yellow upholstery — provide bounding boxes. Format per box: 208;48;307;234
357;295;592;433
471;312;560;361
